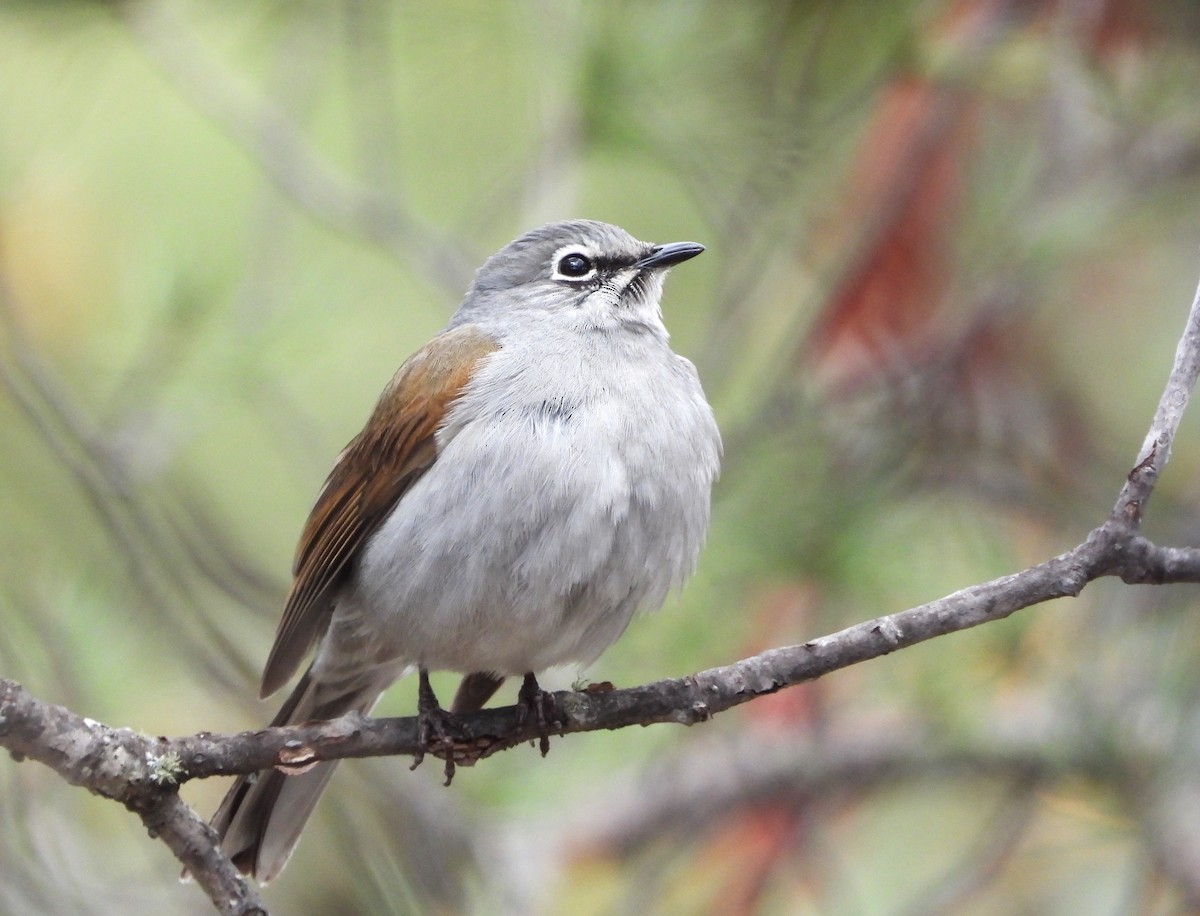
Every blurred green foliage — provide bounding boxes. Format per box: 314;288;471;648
5;0;1200;913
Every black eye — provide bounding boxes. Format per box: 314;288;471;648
557;253;593;278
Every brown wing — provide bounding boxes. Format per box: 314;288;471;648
259;324;500;698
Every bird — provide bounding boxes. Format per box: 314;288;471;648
211;219;722;882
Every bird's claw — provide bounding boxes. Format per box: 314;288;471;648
411;668;467;785
516;672;566;757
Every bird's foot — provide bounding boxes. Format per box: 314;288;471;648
411;668;466;785
516;672;565;757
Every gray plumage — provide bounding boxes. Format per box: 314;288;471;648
213;219;721;881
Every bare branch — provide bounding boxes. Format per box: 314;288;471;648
1;466;1198;912
3;526;1200;788
0;681;265;916
71;534;1178;789
1111;274;1200;526
141;793;266;916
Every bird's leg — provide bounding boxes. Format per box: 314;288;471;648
516;671;564;757
411;668;463;785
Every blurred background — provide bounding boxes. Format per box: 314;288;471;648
4;0;1200;913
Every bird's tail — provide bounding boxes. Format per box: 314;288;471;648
210;668;387;883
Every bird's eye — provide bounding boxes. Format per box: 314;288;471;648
557;253;594;278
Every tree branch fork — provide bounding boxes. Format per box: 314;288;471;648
2;519;1200;912
4;270;1200;913
5;517;1200;795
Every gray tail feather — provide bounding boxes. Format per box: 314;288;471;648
210;668;385;883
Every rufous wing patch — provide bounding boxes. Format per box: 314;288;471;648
259;324;500;698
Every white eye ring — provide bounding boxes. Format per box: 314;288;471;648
551;245;598;282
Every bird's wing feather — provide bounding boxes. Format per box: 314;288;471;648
259;324;500;698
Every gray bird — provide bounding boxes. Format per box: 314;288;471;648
213;219;722;881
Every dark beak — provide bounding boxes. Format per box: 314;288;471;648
633;241;705;271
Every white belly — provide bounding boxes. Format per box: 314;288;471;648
322;332;720;678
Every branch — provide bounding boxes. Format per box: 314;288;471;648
0;534;1196;910
1110;271;1200;526
0;681;265;916
54;534;1192;790
1;527;1199;908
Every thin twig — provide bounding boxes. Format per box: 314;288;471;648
1111;273;1200;526
0;680;265;916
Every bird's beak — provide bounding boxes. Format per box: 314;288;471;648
633;241;705;271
